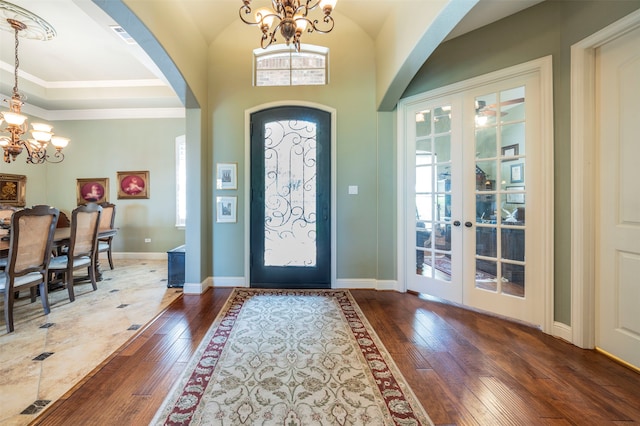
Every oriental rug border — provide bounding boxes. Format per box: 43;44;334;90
152;288;433;425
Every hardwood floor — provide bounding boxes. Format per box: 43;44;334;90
32;288;640;425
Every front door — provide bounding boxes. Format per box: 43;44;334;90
250;106;331;288
596;25;640;369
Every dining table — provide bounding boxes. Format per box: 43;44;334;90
0;227;118;281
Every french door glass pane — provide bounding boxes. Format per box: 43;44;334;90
474;86;526;297
263;119;317;267
415;107;452;281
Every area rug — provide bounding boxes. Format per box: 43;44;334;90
152;288;433;425
424;255;496;281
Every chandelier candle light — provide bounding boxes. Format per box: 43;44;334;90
240;0;337;51
0;3;69;164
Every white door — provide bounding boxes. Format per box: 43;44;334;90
405;97;464;303
402;60;552;328
596;25;640;369
462;76;545;327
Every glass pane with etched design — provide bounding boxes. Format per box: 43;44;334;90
264;119;317;266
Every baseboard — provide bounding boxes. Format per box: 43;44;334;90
208;277;402;291
553;321;573;343
213;277;248;288
183;276;212;295
109;252;167;261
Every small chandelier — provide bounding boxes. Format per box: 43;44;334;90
239;0;337;52
0;4;69;164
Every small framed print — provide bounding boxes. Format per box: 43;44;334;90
77;178;109;205
506;186;525;204
217;163;237;190
117;171;149;199
0;174;26;207
216;196;237;223
510;163;524;183
502;143;519;159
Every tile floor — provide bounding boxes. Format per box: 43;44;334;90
0;259;182;426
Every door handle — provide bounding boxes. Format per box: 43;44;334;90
465;221;473;228
453;220;461;227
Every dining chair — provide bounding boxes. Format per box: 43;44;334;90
0;205;18;243
97;202;115;270
48;203;102;302
0;205;59;333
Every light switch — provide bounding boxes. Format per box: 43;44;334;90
348;185;358;195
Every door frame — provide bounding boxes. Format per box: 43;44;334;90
397;57;554;334
570;9;640;349
244;101;337;287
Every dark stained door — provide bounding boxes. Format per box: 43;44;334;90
250;106;331;288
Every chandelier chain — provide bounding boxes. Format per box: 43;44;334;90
0;16;68;164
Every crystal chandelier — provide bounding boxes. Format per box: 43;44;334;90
0;4;69;164
239;0;337;52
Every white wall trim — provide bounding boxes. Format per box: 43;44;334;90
183;277;211;294
334;279;379;290
553;321;573;344
375;280;402;291
109;252;166;261
212;277;248;288
1;97;186;121
209;277;401;291
570;8;640;349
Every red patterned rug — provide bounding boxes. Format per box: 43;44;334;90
151;289;433;425
424;255;496;281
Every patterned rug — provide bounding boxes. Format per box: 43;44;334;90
152;289;433;425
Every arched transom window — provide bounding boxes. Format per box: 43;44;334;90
253;44;329;87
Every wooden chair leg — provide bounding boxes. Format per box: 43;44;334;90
4;292;14;333
89;263;98;291
39;282;51;315
66;269;75;303
107;248;114;270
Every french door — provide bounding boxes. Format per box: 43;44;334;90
401;61;552;328
250;106;331;288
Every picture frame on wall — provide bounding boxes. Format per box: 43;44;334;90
216;163;237;190
216;196;237;223
117;171;150;199
0;174;26;207
77;178;109;205
506;186;525;204
510;163;524;183
501;143;519;159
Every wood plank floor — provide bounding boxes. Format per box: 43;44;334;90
31;288;640;425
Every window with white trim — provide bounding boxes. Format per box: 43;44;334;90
254;44;329;87
175;135;186;227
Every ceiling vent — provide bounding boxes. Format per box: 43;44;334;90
110;25;136;44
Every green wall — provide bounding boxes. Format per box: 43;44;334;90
1;117;186;255
208;19;380;280
402;0;640;325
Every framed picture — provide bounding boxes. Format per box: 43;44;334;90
77;178;109;205
0;174;26;207
216;196;237;223
506;186;525;204
501;144;519;160
510;163;524;183
216;163;237;190
117;171;149;199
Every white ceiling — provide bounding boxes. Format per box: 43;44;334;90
0;0;543;115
